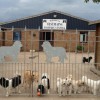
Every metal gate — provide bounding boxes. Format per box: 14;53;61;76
0;29;100;97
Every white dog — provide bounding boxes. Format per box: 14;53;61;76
41;73;50;94
82;76;100;95
60;79;67;96
66;75;73;95
66;75;87;94
42;41;67;63
57;75;73;96
0;41;22;62
72;80;86;94
57;78;67;96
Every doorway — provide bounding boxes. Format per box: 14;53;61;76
39;31;54;51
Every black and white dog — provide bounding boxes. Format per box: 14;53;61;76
82;56;92;63
0;75;21;96
37;84;45;94
38;73;50;94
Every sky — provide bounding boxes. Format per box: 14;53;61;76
0;0;100;22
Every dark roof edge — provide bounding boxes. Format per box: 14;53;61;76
1;10;90;26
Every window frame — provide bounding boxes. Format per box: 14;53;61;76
13;31;21;41
80;31;88;43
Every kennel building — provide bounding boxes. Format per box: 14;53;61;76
0;10;100;97
0;10;96;52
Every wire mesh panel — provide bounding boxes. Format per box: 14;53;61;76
0;29;100;97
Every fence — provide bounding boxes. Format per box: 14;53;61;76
0;29;100;97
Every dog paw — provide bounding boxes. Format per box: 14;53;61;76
6;94;9;97
59;94;62;96
48;91;50;94
68;93;71;96
62;94;66;96
93;93;97;95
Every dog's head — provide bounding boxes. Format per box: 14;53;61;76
32;72;39;82
66;74;72;80
89;56;92;60
14;72;21;80
13;41;22;48
66;75;72;85
61;79;67;86
57;78;62;82
42;41;51;47
42;73;48;79
82;76;87;83
13;73;21;81
17;75;21;80
76;80;85;87
41;41;52;51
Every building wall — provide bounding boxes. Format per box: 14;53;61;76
54;30;95;52
19;29;39;51
0;29;95;52
5;31;13;46
0;31;13;46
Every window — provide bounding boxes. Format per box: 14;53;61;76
80;32;88;43
13;31;21;41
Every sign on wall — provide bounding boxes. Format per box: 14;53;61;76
42;19;67;30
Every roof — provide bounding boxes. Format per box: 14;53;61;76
1;10;90;25
89;20;100;25
0;10;96;30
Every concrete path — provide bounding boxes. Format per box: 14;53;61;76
0;95;100;100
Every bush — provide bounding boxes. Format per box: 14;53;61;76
77;45;84;51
